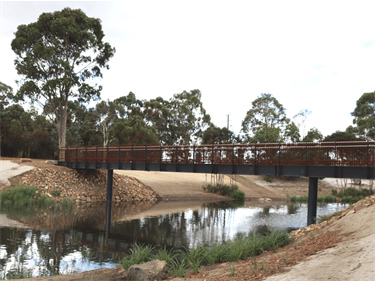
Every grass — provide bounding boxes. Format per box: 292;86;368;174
264;176;273;183
202;184;245;200
290;188;374;205
0;184;74;212
316;210;342;224
120;230;292;276
290;194;337;203
333;188;374;204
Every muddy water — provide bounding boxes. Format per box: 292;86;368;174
0;200;349;277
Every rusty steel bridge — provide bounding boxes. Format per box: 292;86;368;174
58;141;375;227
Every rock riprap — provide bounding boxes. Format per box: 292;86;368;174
18;168;159;202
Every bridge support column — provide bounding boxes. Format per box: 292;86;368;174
307;177;318;225
105;169;113;233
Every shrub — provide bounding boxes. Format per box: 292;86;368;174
264;176;273;183
331;189;337;196
230;190;245;200
51;189;61;196
219;185;231;196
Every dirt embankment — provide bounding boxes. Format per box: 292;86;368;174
7;160;158;203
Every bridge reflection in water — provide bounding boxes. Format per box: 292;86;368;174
58;141;375;226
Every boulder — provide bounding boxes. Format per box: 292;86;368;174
45;160;58;165
127;259;168;281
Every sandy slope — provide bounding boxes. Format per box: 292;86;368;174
115;170;283;200
264;203;375;281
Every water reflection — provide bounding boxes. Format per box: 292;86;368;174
0;200;349;276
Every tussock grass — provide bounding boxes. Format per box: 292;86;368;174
0;184;74;211
120;230;292;276
290;194;337;203
202;184;245;200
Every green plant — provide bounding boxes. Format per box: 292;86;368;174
230;190;245;200
51;189;61;196
229;264;235;276
264;176;273;183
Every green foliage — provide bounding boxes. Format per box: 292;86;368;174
324;130;358;141
50;189;61;196
120;231;291;276
264;176;273;183
316;211;342;223
303;127;323;142
0;185;74;211
334;188;374;203
241;93;290;143
202;184;243;200
120;243;154;272
11;7;115;148
350;91;375;140
202;125;240;144
290;195;336;203
230;190;245;200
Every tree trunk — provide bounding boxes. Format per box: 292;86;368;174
57;106;68;160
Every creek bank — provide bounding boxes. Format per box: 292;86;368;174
8;167;159;203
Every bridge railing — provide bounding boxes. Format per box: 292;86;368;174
58;141;375;167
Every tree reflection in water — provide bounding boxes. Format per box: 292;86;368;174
0;200;349;276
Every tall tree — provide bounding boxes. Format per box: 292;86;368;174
0;82;13;156
11;7;115;149
350;92;375;140
303;127;323;142
241;93;289;143
144;90;211;144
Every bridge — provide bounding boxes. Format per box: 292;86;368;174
58;141;375;226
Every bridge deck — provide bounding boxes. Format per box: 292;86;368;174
58;141;375;179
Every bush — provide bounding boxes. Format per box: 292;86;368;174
51;189;61;196
219;185;231;196
264;176;273;183
331;189;337;196
230;190;245;200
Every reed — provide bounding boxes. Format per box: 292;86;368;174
120;230;291;276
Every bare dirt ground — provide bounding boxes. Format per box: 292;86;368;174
115;171;284;200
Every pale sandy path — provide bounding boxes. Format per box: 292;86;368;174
115;170;283;200
0;160;35;187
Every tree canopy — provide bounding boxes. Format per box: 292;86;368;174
241;93;290;143
350;92;375;140
11;7;115;148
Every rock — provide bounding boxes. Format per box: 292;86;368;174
127;259;168;281
45;160;58;164
264;198;272;202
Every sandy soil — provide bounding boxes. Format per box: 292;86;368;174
115;171;284;200
0;214;30;229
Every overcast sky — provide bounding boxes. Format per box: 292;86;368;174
1;0;374;138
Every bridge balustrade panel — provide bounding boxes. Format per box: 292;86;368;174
59;141;375;168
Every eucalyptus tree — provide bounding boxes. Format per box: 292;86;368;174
144;90;211;145
241;93;289;143
0;82;12;110
303;128;323;142
11;7;115;149
349;92;375;140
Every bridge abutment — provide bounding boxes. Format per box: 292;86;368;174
307;177;318;225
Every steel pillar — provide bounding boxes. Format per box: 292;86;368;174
105;169;113;233
307;177;318;225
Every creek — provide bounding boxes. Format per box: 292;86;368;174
0;200;349;277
